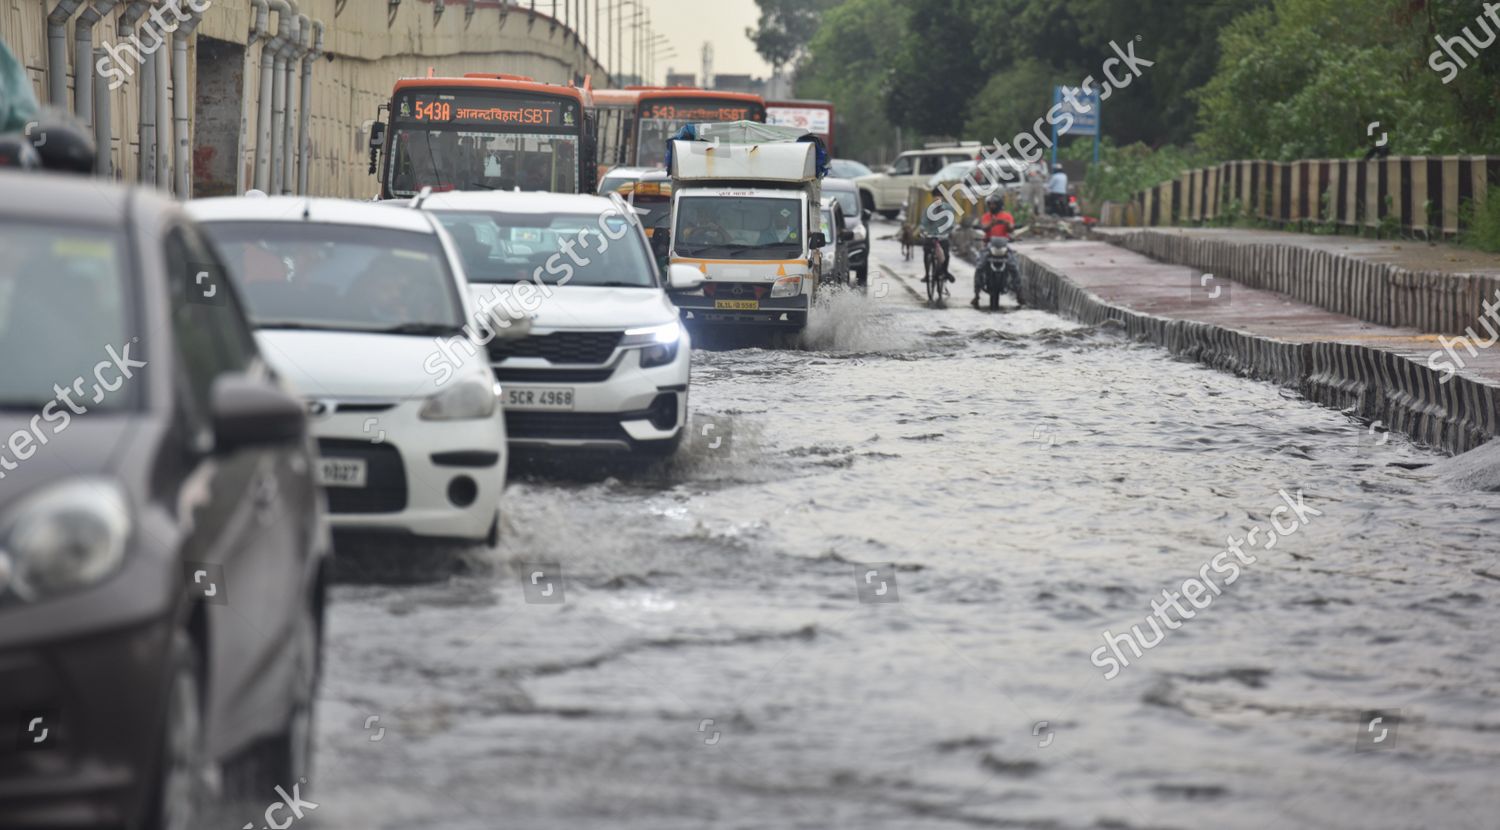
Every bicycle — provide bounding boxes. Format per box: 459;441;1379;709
922;234;950;307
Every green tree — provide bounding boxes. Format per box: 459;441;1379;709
883;0;986;138
1193;0;1490;159
747;0;840;75
794;0;902;162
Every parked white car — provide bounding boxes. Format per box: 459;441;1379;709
413;190;698;457
188;197;507;545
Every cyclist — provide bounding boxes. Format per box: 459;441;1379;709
919;188;956;285
972;194;1015;307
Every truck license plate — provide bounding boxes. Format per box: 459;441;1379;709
715;300;759;310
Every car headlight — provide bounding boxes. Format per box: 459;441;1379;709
852;224;867;242
421;379;500;421
0;478;131;602
623;322;683;369
771;275;804;298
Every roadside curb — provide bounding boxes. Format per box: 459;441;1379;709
1015;252;1500;455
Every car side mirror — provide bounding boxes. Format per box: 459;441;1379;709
885;166;898;176
667;263;704;292
839;229;855;242
809;231;827;249
211;373;305;454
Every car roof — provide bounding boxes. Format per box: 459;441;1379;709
601;167;658;180
822;177;857;191
415;190;623;215
187;196;439;233
901;147;976;156
0;170;171;227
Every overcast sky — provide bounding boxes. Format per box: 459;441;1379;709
592;0;773;81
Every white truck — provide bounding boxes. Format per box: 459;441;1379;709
662;122;831;334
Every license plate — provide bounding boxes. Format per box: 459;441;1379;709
505;387;575;411
715;299;759;310
316;458;367;488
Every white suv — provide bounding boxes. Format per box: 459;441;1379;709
189;197;508;545
855;146;980;218
414;191;699;457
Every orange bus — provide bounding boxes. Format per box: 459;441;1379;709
767;100;835;155
593;87;766;172
371;74;596;199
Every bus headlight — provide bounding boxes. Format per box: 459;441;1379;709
771;276;804;298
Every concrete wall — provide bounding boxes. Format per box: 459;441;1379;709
0;0;608;198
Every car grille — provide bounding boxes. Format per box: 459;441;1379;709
505;411;631;442
317;439;407;514
701;282;769;300
488;331;622;365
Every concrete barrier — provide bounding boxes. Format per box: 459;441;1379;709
1014;250;1500;455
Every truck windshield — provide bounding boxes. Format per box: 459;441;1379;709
674;196;804;260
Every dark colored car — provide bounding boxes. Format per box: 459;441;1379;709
0;172;329;829
822;177;871;285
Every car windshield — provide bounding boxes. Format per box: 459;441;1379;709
431;210;656;288
830;159;872;178
388;129;579;196
827;187;860;218
201;222;465;334
928;161;976;187
674;196;804;260
0;224;136;411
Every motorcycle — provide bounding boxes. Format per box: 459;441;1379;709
975;236;1020;311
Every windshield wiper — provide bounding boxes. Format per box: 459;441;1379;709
255;321;344;331
373;323;466;336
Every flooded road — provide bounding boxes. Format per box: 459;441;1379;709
305;225;1500;829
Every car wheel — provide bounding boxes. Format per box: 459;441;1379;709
853;266;867;286
147;629;207;830
265;600;319;791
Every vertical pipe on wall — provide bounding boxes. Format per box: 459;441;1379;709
74;0;123;131
297;20;323;196
47;0;86;108
257;0;293;192
172;4;204;197
155;45;170;188
282;14;309;194
92;46;111;177
271;7;301;194
238;0;270;194
118;1;149;182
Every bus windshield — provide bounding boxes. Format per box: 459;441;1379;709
635;98;763;167
385;87;583;196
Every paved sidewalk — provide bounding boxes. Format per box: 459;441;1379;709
1094;226;1500;278
1016;239;1500;453
1024;240;1500;385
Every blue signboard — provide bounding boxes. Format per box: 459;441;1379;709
1051;85;1102;164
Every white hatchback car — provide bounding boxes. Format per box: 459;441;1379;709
189;197;507;545
413;190;700;456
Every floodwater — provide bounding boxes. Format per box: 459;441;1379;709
300;225;1500;829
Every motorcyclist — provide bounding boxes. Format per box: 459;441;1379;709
1046;163;1069;217
919;187;956;284
972;195;1015;307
